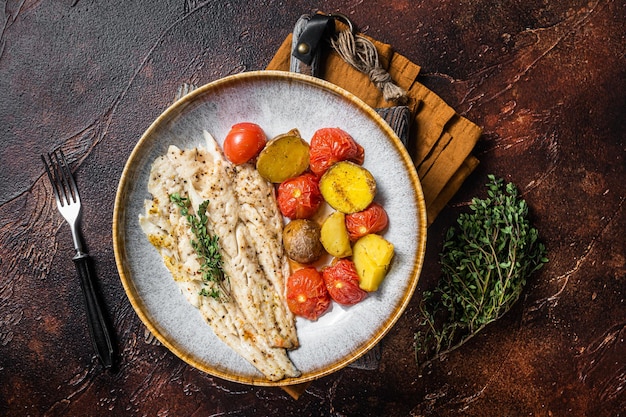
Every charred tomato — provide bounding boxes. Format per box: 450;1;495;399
309;127;365;176
345;202;389;241
277;173;323;219
286;267;331;320
322;259;367;306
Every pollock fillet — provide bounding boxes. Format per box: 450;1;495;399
138;131;300;381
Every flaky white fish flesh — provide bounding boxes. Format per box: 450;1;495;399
139;131;299;381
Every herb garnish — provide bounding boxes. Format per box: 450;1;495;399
170;193;229;300
414;175;548;370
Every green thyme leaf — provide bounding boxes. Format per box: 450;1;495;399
414;175;547;370
199;287;221;299
169;193;229;300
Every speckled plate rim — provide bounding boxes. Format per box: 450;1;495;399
112;70;427;386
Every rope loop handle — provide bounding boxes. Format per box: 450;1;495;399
329;26;408;104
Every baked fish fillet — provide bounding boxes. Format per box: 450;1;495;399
139;131;300;381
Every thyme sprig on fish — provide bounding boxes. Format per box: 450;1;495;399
170;193;228;300
414;175;548;371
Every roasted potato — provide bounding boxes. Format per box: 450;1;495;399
256;129;310;183
282;219;324;264
319;161;376;214
352;233;394;292
320;211;352;258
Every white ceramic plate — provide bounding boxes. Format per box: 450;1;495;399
113;71;427;386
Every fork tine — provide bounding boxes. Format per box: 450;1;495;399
52;151;69;206
175;82;198;101
42;153;62;204
56;150;79;206
43;150;79;207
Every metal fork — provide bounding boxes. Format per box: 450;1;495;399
42;150;114;369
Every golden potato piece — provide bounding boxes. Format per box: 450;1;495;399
352;234;394;292
319;161;376;214
320;211;352;258
256;129;310;183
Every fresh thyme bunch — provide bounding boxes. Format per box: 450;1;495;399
415;175;547;370
170;193;229;300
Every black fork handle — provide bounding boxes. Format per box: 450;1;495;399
73;252;115;369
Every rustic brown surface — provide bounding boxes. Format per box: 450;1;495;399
1;1;624;416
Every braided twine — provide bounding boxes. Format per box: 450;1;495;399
330;29;408;104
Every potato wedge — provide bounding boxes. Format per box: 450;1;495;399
320;211;352;258
256;129;310;183
352;234;394;292
319;161;376;214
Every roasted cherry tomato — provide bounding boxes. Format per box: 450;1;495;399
309;127;365;176
345;202;389;241
286;267;331;320
322;259;367;305
223;122;267;165
277;173;323;219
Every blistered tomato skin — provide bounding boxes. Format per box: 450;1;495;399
223;122;267;165
309;127;365;176
286;267;331;321
345;202;389;241
322;259;367;305
277;173;324;219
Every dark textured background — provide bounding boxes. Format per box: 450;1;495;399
1;0;624;415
